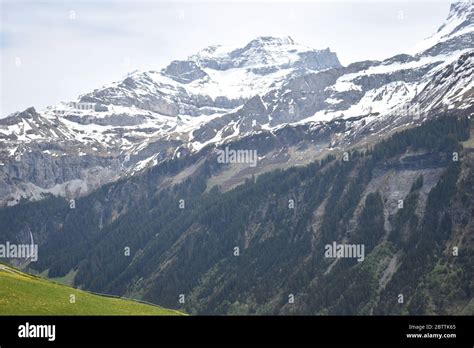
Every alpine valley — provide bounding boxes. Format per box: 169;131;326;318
0;2;473;315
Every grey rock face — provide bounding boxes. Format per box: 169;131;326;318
163;60;208;83
414;50;474;111
382;54;417;65
266;69;344;126
421;33;474;57
0;148;121;206
4;150;116;188
295;48;342;71
352;63;439;89
64;114;148;126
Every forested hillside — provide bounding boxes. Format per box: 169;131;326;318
0;115;472;315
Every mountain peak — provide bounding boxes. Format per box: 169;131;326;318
246;35;295;46
3;107;37;121
447;1;474;20
190;35;301;64
187;36;340;73
408;1;474;55
439;0;474;33
194;36;297;58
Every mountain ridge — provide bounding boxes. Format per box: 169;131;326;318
0;1;473;207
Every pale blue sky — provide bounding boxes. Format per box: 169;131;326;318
0;0;453;116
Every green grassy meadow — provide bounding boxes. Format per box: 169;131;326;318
0;264;183;315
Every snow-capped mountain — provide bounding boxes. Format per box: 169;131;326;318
0;2;473;206
0;37;341;205
79;36;340;117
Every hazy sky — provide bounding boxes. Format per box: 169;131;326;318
0;0;453;117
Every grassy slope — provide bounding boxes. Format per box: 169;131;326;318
0;264;183;315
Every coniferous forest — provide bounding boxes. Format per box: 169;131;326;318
0;115;472;315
